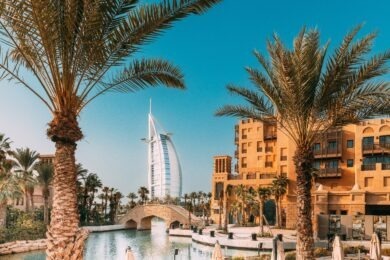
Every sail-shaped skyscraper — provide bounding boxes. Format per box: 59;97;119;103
147;105;182;199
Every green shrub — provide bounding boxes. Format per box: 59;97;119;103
313;247;330;257
344;245;368;254
285;252;296;260
0;206;46;243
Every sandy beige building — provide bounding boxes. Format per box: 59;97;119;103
210;118;390;231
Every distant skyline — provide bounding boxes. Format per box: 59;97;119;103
0;0;390;196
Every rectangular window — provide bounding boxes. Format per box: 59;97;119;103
326;160;339;169
347;159;354;168
365;177;373;187
340;210;348;215
257;141;262;152
241;143;247;153
313;143;321;151
384;177;390;187
242;129;247;139
328;140;337;150
313;161;320;170
241;157;247;168
347;140;354;148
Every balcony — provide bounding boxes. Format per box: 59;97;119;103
280;155;287;161
264;131;277;140
259;173;276;179
361;164;376;171
241;149;247;154
362;143;390;155
265;147;273;153
257;147;263;152
265;162;273;168
241;163;247;168
234;150;238;158
313;147;342;158
383;164;390;170
246;173;257;180
317;168;342;178
227;174;243;180
242;134;247;139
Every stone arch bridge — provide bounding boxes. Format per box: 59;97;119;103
117;204;201;230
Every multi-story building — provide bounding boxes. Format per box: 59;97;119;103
146;110;182;200
210;118;390;231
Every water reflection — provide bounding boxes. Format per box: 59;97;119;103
1;218;261;260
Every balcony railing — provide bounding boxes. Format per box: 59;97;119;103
313;147;342;158
259;173;276;179
265;162;273;168
382;163;390;170
317;168;342;178
280;155;287;161
361;164;376;171
246;173;257;180
265;147;273;153
264;131;277;140
362;143;390;154
227;174;243;180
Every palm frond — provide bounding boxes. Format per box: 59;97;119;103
81;58;185;109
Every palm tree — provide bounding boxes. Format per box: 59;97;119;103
257;187;271;236
216;26;390;258
36;163;54;225
102;187;110;219
0;159;22;228
0;0;221;257
0;134;12;162
138;186;149;205
271;175;288;228
223;184;233;232
12;148;39;212
127;192;138;209
229;201;240;225
85;173;102;223
235;184;247;226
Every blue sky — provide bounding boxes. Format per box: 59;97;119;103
0;0;389;196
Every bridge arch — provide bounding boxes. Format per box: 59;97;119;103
118;204;201;230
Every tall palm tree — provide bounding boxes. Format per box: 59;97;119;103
0;159;22;228
12;148;39;212
235;184;247;226
36;163;54;225
102;186;110;218
85;173;102;222
0;0;221;257
257;187;271;236
271;175;288;228
223;184;233;232
127;192;138;209
216;26;390;258
0;134;12;162
229;201;240;225
138;186;149;205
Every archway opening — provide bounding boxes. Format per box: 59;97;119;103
125;219;137;229
139;216;167;230
169;220;181;229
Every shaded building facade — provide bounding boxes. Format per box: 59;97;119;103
211;118;390;233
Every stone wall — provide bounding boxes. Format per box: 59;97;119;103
0;239;46;255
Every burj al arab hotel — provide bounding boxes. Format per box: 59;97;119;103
146;105;182;199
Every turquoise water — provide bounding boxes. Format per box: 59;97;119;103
0;219;260;259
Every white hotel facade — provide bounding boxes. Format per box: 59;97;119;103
147;111;182;199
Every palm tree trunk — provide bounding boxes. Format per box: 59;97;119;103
44;196;49;225
259;201;263;236
274;197;280;228
294;147;314;260
0;201;7;228
30;189;35;210
46;141;89;259
24;189;30;212
223;199;228;232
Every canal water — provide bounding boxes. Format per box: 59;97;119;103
0;218;260;260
